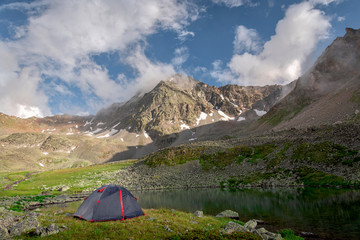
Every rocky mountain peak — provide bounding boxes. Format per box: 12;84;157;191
84;75;288;140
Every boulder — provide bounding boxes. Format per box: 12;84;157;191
35;223;60;237
164;225;172;232
194;210;203;218
244;219;257;230
215;210;239;218
223;221;247;234
58;186;70;192
0;225;10;240
9;212;40;237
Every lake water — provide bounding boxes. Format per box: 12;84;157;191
135;187;360;240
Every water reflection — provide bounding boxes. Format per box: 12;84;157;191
134;187;360;240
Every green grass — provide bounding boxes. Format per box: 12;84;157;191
0;160;137;196
350;90;360;105
295;167;358;187
260;98;311;126
199;144;275;171
144;146;205;167
267;142;291;170
169;229;260;240
16;202;260;240
9;195;55;212
279;229;304;240
0;171;30;188
292;141;358;165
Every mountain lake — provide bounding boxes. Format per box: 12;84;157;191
135;187;360;240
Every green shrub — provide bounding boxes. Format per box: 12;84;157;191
279;229;304;240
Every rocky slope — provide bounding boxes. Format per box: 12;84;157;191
260;28;360;130
0;113;90;136
111;119;360;190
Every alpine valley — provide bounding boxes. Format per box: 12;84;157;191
1;27;360;240
1;28;360;184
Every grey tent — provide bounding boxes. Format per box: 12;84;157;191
74;184;144;222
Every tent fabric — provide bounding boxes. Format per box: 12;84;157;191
74;184;144;221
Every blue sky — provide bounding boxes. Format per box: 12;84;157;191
0;0;359;118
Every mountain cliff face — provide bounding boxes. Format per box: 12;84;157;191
86;75;288;139
261;28;360;129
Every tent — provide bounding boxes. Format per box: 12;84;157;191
74;184;144;222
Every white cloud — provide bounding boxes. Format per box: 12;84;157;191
213;1;332;86
310;0;342;6
0;0;199;117
337;16;345;22
233;25;261;54
172;47;189;66
212;0;255;8
125;46;176;95
178;30;195;42
210;60;235;83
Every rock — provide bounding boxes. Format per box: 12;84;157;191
194;210;203;218
300;231;319;238
35;223;60;237
223;221;247;234
45;223;60;236
0;214;16;229
9;213;40;236
257;227;269;234
65;212;73;217
58;186;70;192
164;225;172;232
215;210;239;219
244;219;257;230
355;109;359;115
0;225;10;239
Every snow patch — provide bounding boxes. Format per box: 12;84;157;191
92;128;103;134
180;123;190;130
220;94;225;100
109;129;119;136
39;162;44;167
112;122;121;129
66;132;74;135
189;138;197;141
42;152;48;155
97;122;105;126
120;138;124;142
75;125;78;129
196;112;207;125
97;134;110;138
144;131;149;139
231;102;239;108
84;119;93;126
254;109;267;117
136;134;139;138
237;117;246;121
218;110;235;121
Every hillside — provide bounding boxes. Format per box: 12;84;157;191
260;28;360;129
